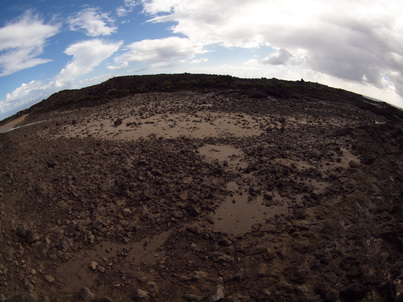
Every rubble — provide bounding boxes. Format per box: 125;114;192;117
0;88;402;301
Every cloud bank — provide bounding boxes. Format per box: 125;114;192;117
1;39;121;117
0;12;59;76
68;8;117;37
109;37;206;69
56;39;122;87
262;49;293;65
142;0;403;97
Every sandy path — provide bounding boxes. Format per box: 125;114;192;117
0;114;28;133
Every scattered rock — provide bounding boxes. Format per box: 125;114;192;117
15;227;39;244
361;155;375;165
247;246;269;255
339;283;368;301
85;231;96;244
93;219;105;231
187;205;201;216
219;237;232;246
5;247;15;261
44;274;54;284
323;289;339;302
94;298;113;302
349;160;359;168
114;118;123;127
146;281;158;292
183;294;204;301
208;278;225;302
209;287;225;302
193;271;208;280
5;293;37;302
256;263;270;277
125;222;138;232
131;289;148;300
25;231;39;244
285;265;310;283
97;265;106;273
377;281;397;301
79;287;95;300
1;77;402;302
89;261;98;271
276;281;294;293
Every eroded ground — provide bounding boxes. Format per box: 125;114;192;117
0;91;402;301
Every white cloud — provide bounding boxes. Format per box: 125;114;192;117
117;0;138;17
68;8;117;37
0;39;122;119
191;58;208;64
0;49;52;76
142;0;182;14
4;80;46;104
0;80;53;118
0;11;59;76
0;74;118;120
108;36;206;69
262;48;293;65
141;0;403;98
56;39;122;87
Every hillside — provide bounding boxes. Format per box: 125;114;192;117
0;74;402;301
2;74;403;125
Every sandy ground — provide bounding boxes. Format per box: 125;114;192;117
0;115;28;133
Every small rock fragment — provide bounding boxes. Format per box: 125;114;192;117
79;287;95;300
219;237;232;246
5;293;36;302
93;219;105;231
339;283;368;301
257;263;270;277
183;294;204;301
132;289;148;300
146;281;158;292
187;205;201;216
193;271;208;280
349;160;359;168
208;278;224;302
25;230;39;243
44;274;55;283
114;118;123;127
89;261;98;271
125;222;138;232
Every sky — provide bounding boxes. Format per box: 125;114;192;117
0;0;402;120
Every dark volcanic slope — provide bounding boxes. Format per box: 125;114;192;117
2;73;402;124
0;74;402;302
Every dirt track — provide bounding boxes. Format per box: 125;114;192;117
0;91;402;301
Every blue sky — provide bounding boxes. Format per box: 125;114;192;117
0;0;402;120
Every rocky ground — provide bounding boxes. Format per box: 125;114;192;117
0;90;402;301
